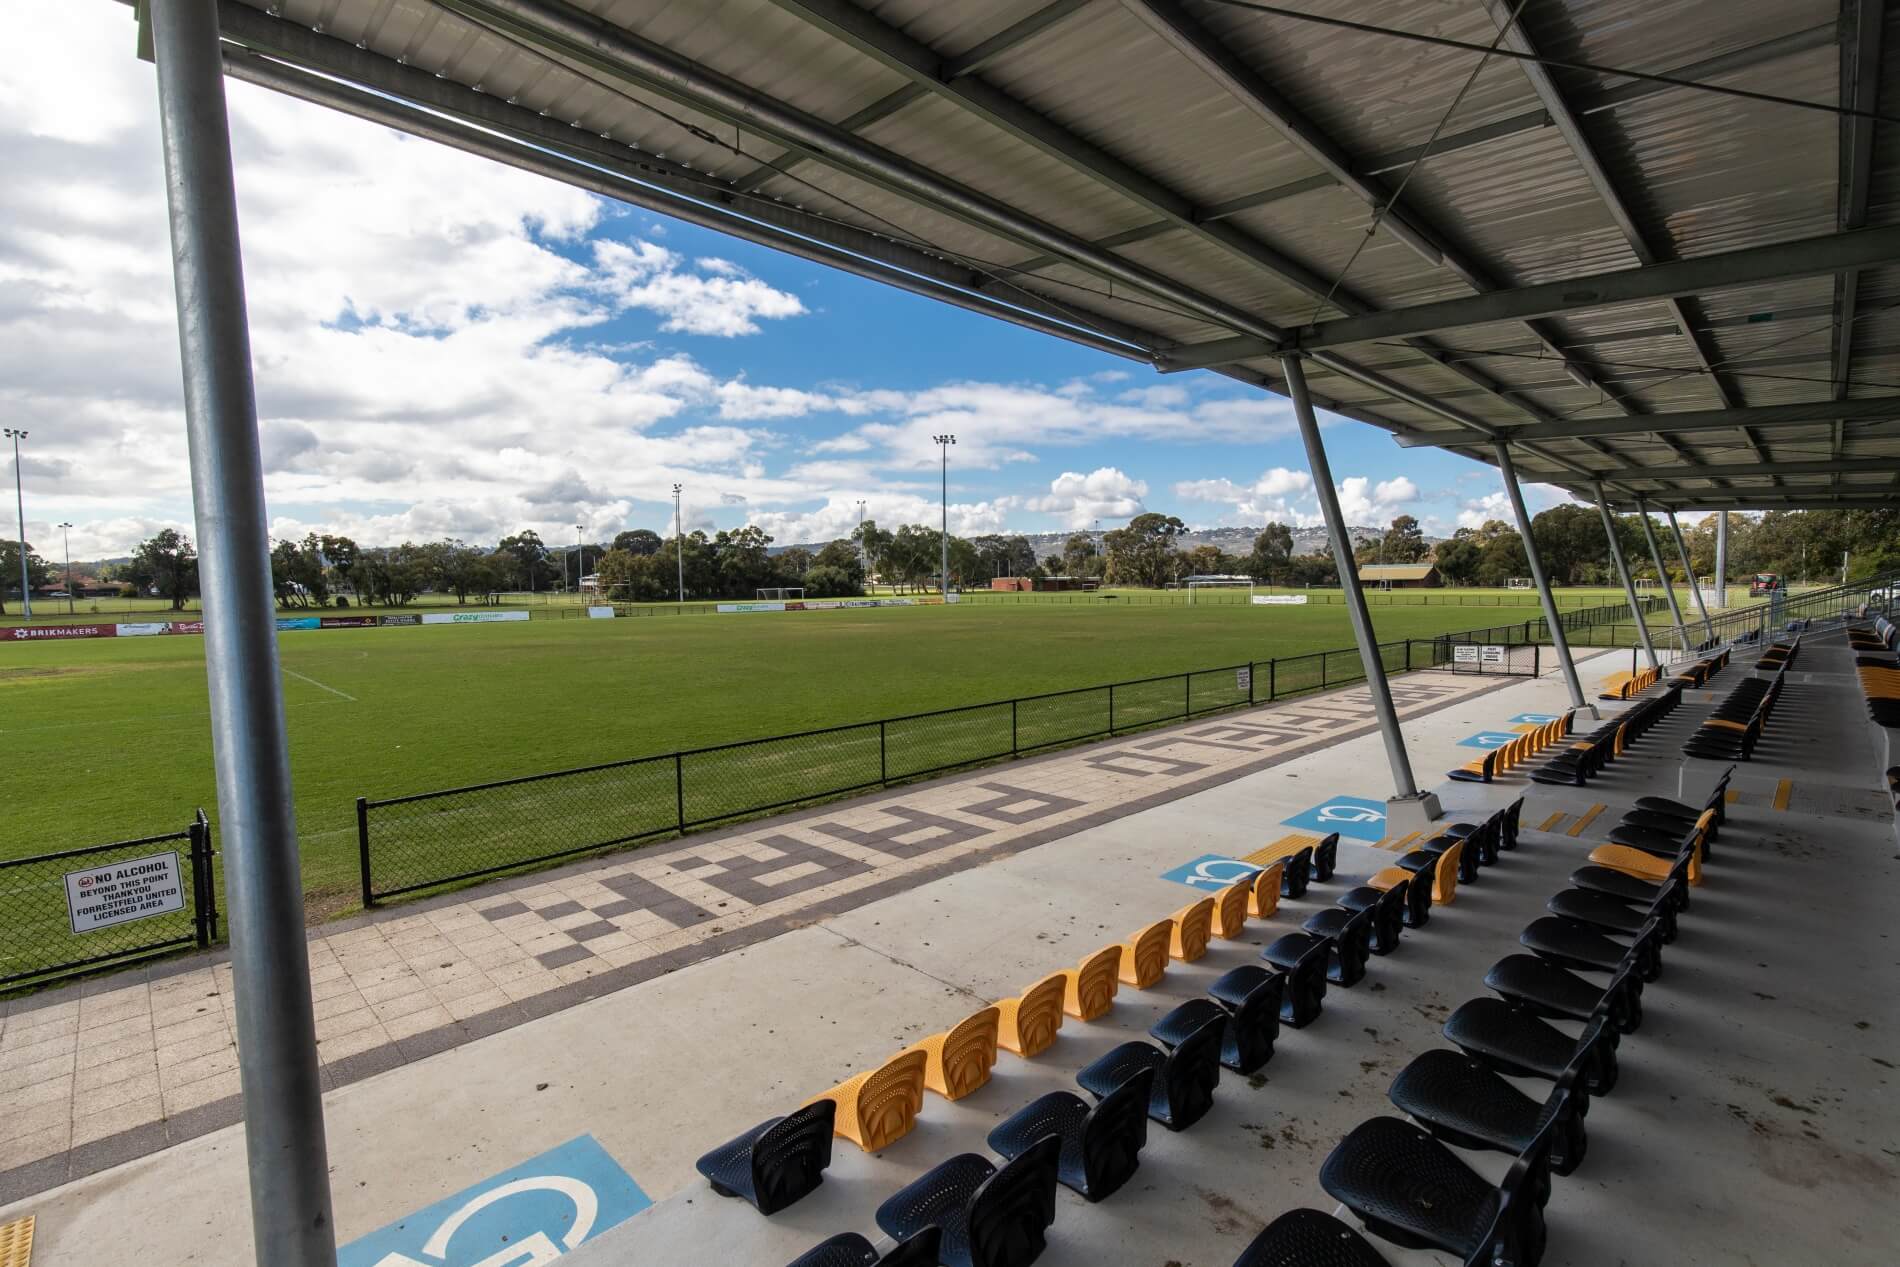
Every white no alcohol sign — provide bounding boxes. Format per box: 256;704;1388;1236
64;852;185;934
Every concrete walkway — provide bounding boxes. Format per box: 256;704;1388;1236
0;662;1538;1210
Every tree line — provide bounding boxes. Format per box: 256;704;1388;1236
4;505;1890;615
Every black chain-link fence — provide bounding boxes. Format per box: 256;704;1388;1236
1;811;217;992
356;627;1557;902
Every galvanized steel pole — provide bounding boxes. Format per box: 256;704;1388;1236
1282;355;1426;806
1495;443;1587;711
6;429;29;620
673;483;684;602
150;3;335;1261
1636;498;1690;655
1714;510;1729;610
1666;510;1714;640
1592;487;1658;671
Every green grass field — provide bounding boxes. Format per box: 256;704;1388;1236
0;596;1573;891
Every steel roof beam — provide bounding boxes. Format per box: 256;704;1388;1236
1163;224;1900;366
1479;0;1761;473
729;0;1095;193
208;12;1167;363
1831;0;1884;476
996;23;1836;272
1393;395;1900;446
435;0;1288;343
1604;489;1899;510
761;0;1346;303
1579;456;1893;482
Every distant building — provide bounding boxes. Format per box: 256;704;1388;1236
990;576;1095;592
1359;563;1441;589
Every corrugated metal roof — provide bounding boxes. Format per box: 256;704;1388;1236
198;0;1900;510
1360;563;1438;580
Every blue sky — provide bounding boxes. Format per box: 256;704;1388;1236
0;2;1564;559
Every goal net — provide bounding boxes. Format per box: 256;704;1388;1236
756;587;805;601
1185;577;1253;604
1507;577;1534;590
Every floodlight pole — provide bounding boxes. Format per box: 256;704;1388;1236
1495;442;1588;713
1592;487;1658;671
575;523;584;597
1282;355;1438;828
150;3;335;1264
1635;498;1690;655
6;428;29;620
673;483;684;603
934;434;955;597
59;522;73;614
1713;511;1729;610
1666;510;1714;641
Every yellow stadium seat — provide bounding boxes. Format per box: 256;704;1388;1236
1210;879;1250;938
906;1006;1000;1101
1249;862;1285;918
810;1048;927;1152
994;972;1066;1058
1170;897;1216;962
1365;865;1413;891
1120;919;1173;988
1061;944;1123;1021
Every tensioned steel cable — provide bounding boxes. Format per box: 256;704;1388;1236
1305;0;1529;325
1199;0;1900;127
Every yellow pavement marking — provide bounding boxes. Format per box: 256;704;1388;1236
0;1215;33;1267
1509;723;1538;733
1566;804;1607;838
1242;834;1322;866
1378;831;1421;854
1725;788;1741;803
1773;779;1793;811
1539;811;1568;832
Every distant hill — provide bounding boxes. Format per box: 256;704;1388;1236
780;524;1388;558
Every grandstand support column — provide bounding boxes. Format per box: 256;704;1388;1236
1494;442;1591;716
1282;354;1439;830
151;4;335;1264
1593;485;1659;672
1714;511;1729;610
1667;510;1715;641
1636;497;1691;656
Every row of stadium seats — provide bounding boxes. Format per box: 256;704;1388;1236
1597;663;1661;701
1230;772;1730;1265
1529;686;1682;787
694;820;1522;1266
1852;617;1897;729
1447;716;1574;784
1682;658;1789;762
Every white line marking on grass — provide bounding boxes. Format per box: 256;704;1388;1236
284;668;356;702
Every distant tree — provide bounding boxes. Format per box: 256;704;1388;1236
1379;514;1429;564
0;540;55;614
852;518;893;583
1433;535;1481;586
773;546;814;586
1060;532;1099;577
1476;532;1529;588
269;536;331;608
497;530;552;590
612;528;664;557
1102;513;1186;587
1246;522;1295;583
800;564;862;598
128;529;197;610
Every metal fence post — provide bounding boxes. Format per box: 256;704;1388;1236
675;753;687;831
1011;698;1019;754
190;812;212;949
1184;672;1191;716
1268;658;1276;700
1404;640;1413;672
356;797;373;909
879;720;888;783
1108;683;1116;733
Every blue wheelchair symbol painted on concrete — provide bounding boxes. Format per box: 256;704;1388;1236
338;1135;650;1266
1281;796;1387;841
1458;731;1523;749
1159;854;1262;890
1507;713;1557;725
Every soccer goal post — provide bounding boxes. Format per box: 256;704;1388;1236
756;587;805;601
1185;576;1254;604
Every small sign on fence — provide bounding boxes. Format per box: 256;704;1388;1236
64;851;186;934
1481;645;1506;664
1236;665;1252;694
1453;644;1479;663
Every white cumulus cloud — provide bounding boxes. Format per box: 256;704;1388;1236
1026;468;1148;529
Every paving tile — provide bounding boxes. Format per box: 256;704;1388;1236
0;1121;69;1171
0;1099;70;1149
381;1005;455;1043
534;943;595;970
71;1092;165;1146
75;1050;159;1094
73;1070;162;1117
158;1047;239;1092
313;1024;393;1066
161;1068;241;1116
75;1014;151;1048
0;1050;75;1094
368;991;440;1024
314;1008;382;1042
441;989;511;1022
